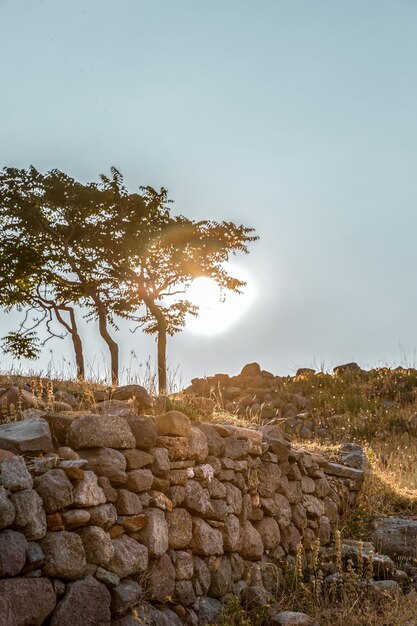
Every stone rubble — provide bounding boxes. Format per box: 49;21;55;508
0;374;410;625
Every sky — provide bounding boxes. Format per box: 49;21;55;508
1;0;417;386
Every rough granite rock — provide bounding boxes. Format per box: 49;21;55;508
0;456;33;491
148;553;176;601
125;415;157;450
41;531;86;579
78;448;127;485
370;517;417;557
240;521;264;561
10;488;47;540
87;503;118;529
189;518;224;556
0;529;28;576
115;488;143;515
68;414;136;450
33;469;74;513
111;579;143;616
155;411;191;438
50;575;111;626
78;525;114;566
0;417;53;454
0;577;56;626
108;534;148;578
73;471;106;507
166;507;193;549
133;507;169;556
269;610;319;626
125;469;154;493
0;485;15;528
188;427;209;463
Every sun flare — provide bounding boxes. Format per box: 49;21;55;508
184;268;256;335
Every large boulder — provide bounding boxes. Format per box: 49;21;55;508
0;578;56;626
68;414;135;449
50;576;111;626
0;418;53;454
370;517;417;557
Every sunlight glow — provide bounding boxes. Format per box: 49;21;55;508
185;267;256;335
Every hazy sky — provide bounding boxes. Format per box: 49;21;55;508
1;0;417;386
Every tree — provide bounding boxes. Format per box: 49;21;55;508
118;207;258;393
0;166;158;384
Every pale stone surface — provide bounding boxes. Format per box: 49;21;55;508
188;428;209;464
87;503;118;529
0;418;53;454
0;578;56;626
255;517;281;551
1;456;33;491
10;488;47;540
108;534;148;578
115;488;143;515
73;471;106;507
241;521;264;560
190;518;224;556
33;469;73;513
78;448;127;484
78;525;114;566
184;480;214;516
125;469;154;492
50;576;111;626
41;531;86;579
371;517;417;557
133;507;168;556
125;415;157;450
166;507;193;549
269;610;319;625
68;414;136;449
155;411;191;437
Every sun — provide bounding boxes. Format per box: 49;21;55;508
184;267;256;335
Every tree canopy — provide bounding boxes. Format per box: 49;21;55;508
0;166;258;390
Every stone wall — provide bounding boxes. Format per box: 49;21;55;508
0;400;365;626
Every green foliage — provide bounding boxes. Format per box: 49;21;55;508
213;596;270;626
1;331;40;359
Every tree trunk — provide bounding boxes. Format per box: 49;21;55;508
157;320;167;394
52;305;85;380
96;303;119;386
143;295;168;394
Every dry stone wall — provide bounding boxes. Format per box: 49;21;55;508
0;397;365;626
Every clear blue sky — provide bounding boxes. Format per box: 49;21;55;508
1;0;417;384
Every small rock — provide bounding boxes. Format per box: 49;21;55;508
10;488;47;540
78;448;127;485
0;485;15;528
